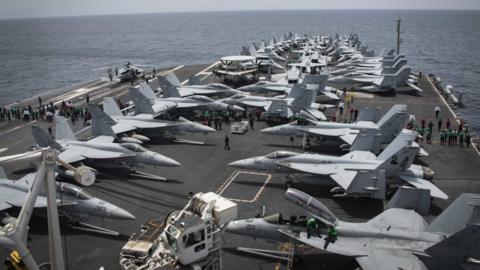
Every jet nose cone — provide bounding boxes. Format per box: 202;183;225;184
110;207;136;220
260;127;275;134
228;159;245;167
155;154;181;167
224;220;243;234
199;124;216;133
228;158;255;170
231;105;245;112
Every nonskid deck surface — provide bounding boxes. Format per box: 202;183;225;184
0;63;479;270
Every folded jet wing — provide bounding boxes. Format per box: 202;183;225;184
58;136;134;163
404;81;424;93
110;120;174;134
351;75;385;86
0;173;58;210
240;100;272;110
397;175;448;199
277;152;378;190
298;127;361;144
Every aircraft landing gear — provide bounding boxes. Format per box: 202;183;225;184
128;167;167;181
285;174;293;189
67;217;120;236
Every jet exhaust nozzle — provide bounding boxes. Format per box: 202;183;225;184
131;133;151;143
119;136;143;145
62;166;96;186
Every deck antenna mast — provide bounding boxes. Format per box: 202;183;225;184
396;17;402;55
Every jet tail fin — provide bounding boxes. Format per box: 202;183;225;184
384;49;395;57
137;83;157;100
302;74;319;85
382;65;411;87
266;99;290;117
88;104;116;127
290;89;315;113
375;104;408;143
249;44;257;57
133;94;156;115
381;58;407;74
386;187;431;216
102;97;123;118
288;84;314;111
164;72;181;87
376;131;418;172
427;193;480;234
55;116;77;141
357;107;381;123
129;87;150;103
302;74;328;91
158;75;181;98
31;126;62;150
393;66;412;86
422;224;480;269
0;167;7;179
350;129;381;154
91;119;116;138
188;75;202;86
317;74;328;91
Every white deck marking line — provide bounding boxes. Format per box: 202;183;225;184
180;62;219;85
425;75;480;156
217;171;240;195
218;170;271;203
50;81;110;105
161;65;184;76
250;173;272;202
200;72;213;82
0;120;37;137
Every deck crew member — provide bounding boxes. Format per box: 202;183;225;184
306;218;318;239
324;224;338;250
434;105;440;119
224;135;231;150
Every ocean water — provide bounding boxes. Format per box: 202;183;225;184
0;10;479;129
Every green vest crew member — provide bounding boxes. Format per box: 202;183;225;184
328;225;338;237
306;218;318;239
324;224;338;250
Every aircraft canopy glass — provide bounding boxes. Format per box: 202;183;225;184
56;182;93;200
266;151;297;159
121;143;148;152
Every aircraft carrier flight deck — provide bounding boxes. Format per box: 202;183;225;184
0;39;479;270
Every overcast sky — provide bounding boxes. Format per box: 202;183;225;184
2;0;480;19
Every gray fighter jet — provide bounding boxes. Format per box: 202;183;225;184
225;187;432;244
0;169;135;222
31;116;180;186
237;74;340;102
247;43;287;63
331;56;408;76
156;72;239;97
229;131;446;200
89;98;215;139
260;104;408;146
131;82;244;115
281;188;480;270
224;83;329;121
